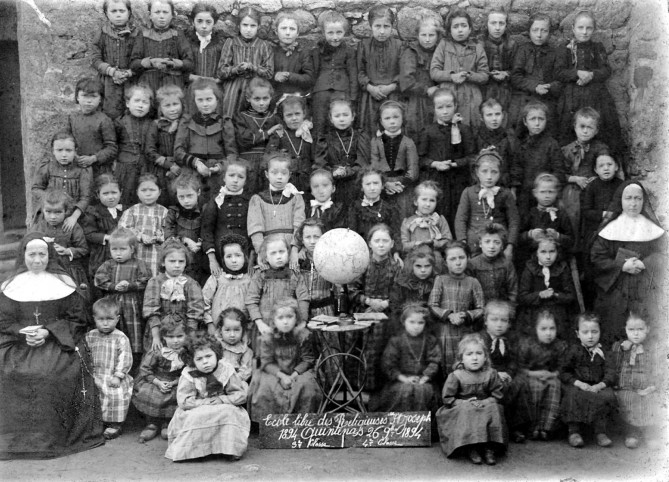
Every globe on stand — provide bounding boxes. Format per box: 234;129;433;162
313;228;370;324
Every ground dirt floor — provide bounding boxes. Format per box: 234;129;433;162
1;407;667;481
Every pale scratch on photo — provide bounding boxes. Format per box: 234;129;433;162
20;0;51;27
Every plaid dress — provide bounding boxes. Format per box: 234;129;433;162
428;274;485;374
166;362;250;461
133;349;184;418
94;258;152;353
349;256;402;391
86;329;133;423
118;203;168;277
613;341;662;427
143;273;204;350
517;336;567;432
31;160;93;220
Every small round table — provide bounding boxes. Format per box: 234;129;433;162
308;320;374;414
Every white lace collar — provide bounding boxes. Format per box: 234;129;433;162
2;271;76;301
599;213;665;242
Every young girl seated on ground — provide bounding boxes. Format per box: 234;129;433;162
165;334;250;462
370;304;441;413
436;333;506;465
133;314;187;442
248;297;321;422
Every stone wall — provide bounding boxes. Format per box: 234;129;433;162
14;0;666;221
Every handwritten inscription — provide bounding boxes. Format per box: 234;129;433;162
260;412;431;449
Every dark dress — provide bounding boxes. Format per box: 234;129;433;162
0;276;104;459
133;349;184;419
555;40;624;157
90;21;139;119
509;41;561;136
314;127;371;204
369;332;441;413
271;41;314;100
559;343;617;428
478;330;532;433
473;125;519;187
248;328;321;422
129;26;193;94
417;121;476;226
518;258;576;339
82;203;123;280
399;41;436;142
357;37;403;135
510;130;567;217
200;191;251;263
590;232;666;344
436;367;507;456
480;33;516;112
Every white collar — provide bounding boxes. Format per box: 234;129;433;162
599;213;664;242
2;271;76;301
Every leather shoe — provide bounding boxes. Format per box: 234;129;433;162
484;449;496;465
596;433;612;447
468;449;483;464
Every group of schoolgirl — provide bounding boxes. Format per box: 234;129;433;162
27;0;663;465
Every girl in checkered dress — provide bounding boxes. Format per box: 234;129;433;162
428;240;485;377
94;227;152;357
516;310;567;440
133;315;187;442
118;173;169;277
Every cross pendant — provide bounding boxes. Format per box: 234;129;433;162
81;387;87;397
272;210;276;217
33;307;41;324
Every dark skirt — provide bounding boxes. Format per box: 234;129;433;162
133;370;180;419
0;339;104;459
436;398;507;456
248;368;321;422
369;380;437;413
561;384;617;425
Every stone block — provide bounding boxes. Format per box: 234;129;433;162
282;0;304;9
304;0;336;11
591;0;633;30
396;7;443;40
612;27;630;50
243;0;283;13
507;13;531;34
